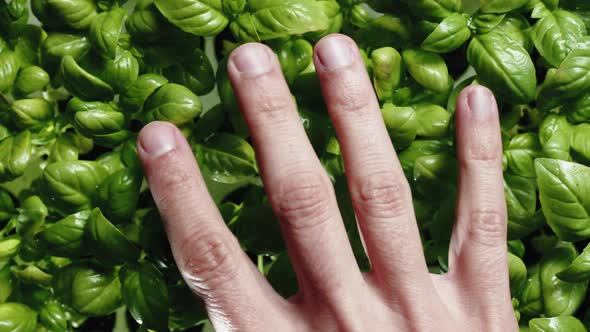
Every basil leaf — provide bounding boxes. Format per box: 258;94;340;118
120;73;168;113
37;210;90;257
70;265;122;316
89;7;127;59
539;48;590;108
59;55;114;101
143;83;202;126
536;158;590;241
505;174;541;239
120;262;169;331
421;13;471;53
529;316;587;332
504;133;543;178
0;303;37;332
480;0;529;13
468;31;537;104
557;242;590;282
155;0;229;36
16;196;47;239
84;208;141;266
97;169;141;222
0;131;32;182
402;49;452;93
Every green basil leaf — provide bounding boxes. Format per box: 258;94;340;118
539;48;590;108
120;73;168;113
557;242;590;282
84;208;141;266
566;94;590;124
97;169;141;222
39;300;67;332
536;158;590;241
70;265;122;316
371;47;402;102
14;66;50;95
531;9;587;68
41;33;91;68
59;55;114;101
412;103;451;138
73;108;126;137
505;174;541;239
401;0;462;20
99;49;139;93
37;210;90;257
504;133;543;177
163;48;215;96
126;6;164;42
421;13;471;53
509;252;527;294
381;104;419;150
469;12;506;34
0;131;32;182
0;188;15;221
10;265;52;286
230;0;329;41
154;0;228;36
0;51;20;93
42;161;108;215
402;49;452;93
10;98;54;130
274;38;313;84
529;316;587;332
89;7;127;59
539;115;572;161
518;264;543;317
46;0;98;30
0;303;37;332
49;133;79;163
16;196;47;239
468;32;537;104
480;0;529;13
540;244;588;317
143;83;202;126
120;262;169;331
571;124;590;161
195;132;258;184
304;0;343;41
0;237;21;261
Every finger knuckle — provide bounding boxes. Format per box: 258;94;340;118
273;172;333;231
353;172;411;219
468;210;507;247
179;231;240;293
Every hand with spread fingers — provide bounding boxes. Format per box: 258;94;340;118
137;34;517;332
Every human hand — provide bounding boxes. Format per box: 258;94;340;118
137;34;518;332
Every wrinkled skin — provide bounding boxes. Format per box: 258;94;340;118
138;34;517;332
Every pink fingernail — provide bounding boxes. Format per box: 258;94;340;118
139;122;177;157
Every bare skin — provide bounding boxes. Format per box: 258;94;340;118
137;34;519;332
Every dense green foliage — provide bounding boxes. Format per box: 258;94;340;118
1;0;590;331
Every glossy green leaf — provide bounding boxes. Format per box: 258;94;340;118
480;0;529;13
46;0;98;30
120;73;168;113
120;262;169;331
0;52;20;93
16;196;47;239
89;7;127;59
41;33;91;67
97;169;141;222
540;244;588;317
49;133;79;162
412;103;451;138
73;108;125;137
468;32;536;104
0;237;21;261
163;48;215;95
529;316;587;332
571;124;590;161
14;66;50;95
403;49;452;93
195;133;258;184
557;242;590;282
421;13;471;53
540;48;590;108
509;252;527;294
42;161;108;215
566;94;590;124
381;104;419;150
59;55;114;101
143;83;202;125
539;115;572;161
10;265;52;286
371;47;402;102
10;99;53;130
230;0;330;41
402;0;462;20
505;174;541;239
70;265;122;316
0;131;32;182
154;0;228;36
99;50;139;92
37;210;90;257
504;133;543;178
39;301;67;332
0;303;37;332
84;208;141;265
532;10;587;68
536;158;590;241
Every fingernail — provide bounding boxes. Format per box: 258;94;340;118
139;122;177;157
316;37;354;70
467;87;494;122
231;44;272;75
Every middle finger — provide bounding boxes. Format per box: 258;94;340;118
227;43;365;305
